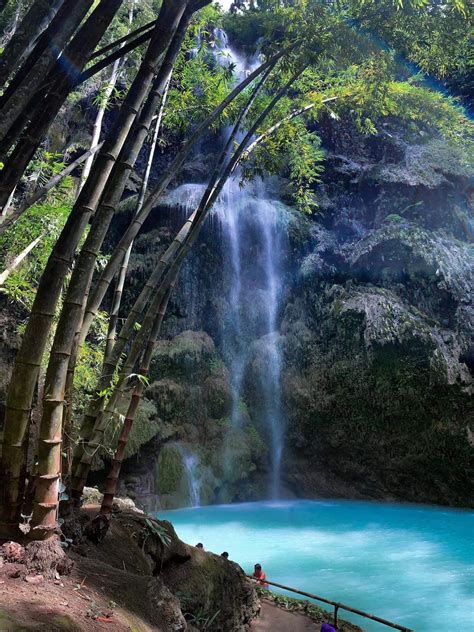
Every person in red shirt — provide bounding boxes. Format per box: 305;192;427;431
252;563;269;588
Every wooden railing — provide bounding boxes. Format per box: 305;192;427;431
247;576;414;631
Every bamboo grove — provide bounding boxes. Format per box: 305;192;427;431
0;0;471;541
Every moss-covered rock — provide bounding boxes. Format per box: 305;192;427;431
151;330;216;383
162;548;259;632
279;275;473;506
154;444;185;496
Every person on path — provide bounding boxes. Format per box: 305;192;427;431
253;563;269;588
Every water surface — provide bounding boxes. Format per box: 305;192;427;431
159;500;474;631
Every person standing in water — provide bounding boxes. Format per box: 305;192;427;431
253;563;269;588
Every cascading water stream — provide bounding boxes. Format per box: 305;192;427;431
182;450;201;508
173;443;202;508
162;177;287;498
217;179;286;499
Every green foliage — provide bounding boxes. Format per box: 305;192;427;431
92;84;125;110
0;196;72;310
143;517;172;547
165;29;236;134
246;423;267;454
224;1;472;210
209;355;225;375
25;150;72;199
337;0;472;86
154;445;185;495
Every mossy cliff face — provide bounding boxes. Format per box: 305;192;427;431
116;330;266;510
271;116;473;506
121;114;473;508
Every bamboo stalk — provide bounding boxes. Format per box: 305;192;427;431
0;0;95;154
98;285;173;520
57;3;197;489
0;0;123;540
71;61;293;502
105;75;171;361
89;18;157;61
0;0;64;87
0;233;44;285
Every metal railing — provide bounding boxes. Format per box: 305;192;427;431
247;576;414;631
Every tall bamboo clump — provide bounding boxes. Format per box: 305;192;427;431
0;0;306;541
0;0;126;540
84;66;303;535
28;0;208;540
69;49;294;502
0;0;198;540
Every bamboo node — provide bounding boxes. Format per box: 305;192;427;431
7;405;32;413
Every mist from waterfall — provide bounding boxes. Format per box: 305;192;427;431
173;443;202;508
182;449;201;508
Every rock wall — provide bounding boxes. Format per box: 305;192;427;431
113;330;267;510
114;113;473;509
1;109;472;510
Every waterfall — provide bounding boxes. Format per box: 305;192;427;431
162;179;287;498
175;443;201;508
218;179;286;499
182;450;201;508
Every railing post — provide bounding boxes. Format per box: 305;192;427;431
334;604;339;629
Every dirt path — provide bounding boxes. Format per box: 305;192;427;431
251;599;320;631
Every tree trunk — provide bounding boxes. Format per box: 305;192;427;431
80;61;121;190
0;0;119;207
0;0;94;156
65;2;203;499
89;18;156;62
61;6;136;480
0;0;123;541
79;0;136;190
0;0;64;87
62;2;210;487
97;285;174;525
27;0;192;540
56;2;189;474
